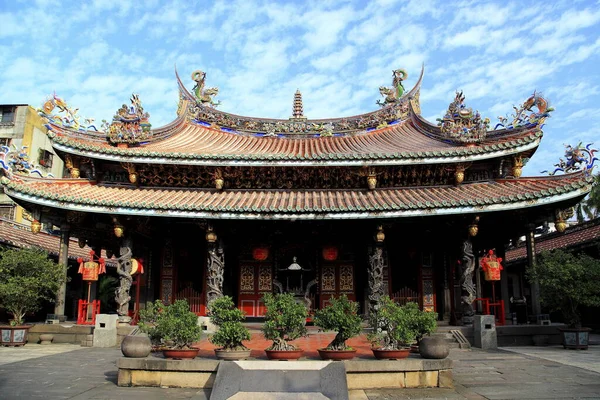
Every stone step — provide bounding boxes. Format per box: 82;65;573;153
210;361;348;400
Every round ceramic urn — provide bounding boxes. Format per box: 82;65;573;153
121;334;152;358
419;336;449;359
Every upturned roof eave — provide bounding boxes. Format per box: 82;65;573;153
49;134;542;167
1;173;592;221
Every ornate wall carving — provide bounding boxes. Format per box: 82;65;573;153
206;244;224;305
339;265;354;292
258;265;272;292
321;266;336;292
239;265;255;293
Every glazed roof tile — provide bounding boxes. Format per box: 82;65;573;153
2;174;592;220
47;118;542;165
505;218;600;263
0;218;116;266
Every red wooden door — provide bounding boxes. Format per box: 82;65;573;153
319;264;355;309
238;263;272;317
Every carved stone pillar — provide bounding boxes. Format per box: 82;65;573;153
54;223;70;317
526;228;541;316
206;242;224;307
116;237;133;324
368;246;385;317
460;239;476;325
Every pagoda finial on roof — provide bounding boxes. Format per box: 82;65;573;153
291;89;306;120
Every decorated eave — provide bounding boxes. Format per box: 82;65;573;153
0;217;116;266
35;67;545;167
0;173;593;220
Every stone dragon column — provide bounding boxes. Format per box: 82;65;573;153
205;225;224;307
460;239;476;324
115;238;133;324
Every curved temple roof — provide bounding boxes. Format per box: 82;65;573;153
38;66;547;166
1;173;592;220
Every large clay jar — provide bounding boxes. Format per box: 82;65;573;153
419;336;449;359
121;334;152;358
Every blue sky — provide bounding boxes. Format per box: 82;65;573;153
1;0;599;175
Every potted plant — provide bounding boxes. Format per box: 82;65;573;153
0;248;66;346
368;295;419;359
139;299;202;359
208;296;252;360
313;295;362;360
262;293;308;360
527;249;600;349
400;302;438;352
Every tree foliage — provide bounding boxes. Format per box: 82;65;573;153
527;249;600;327
208;296;251;351
576;173;600;222
138;300;202;349
368;296;421;350
402;301;438;343
0;248;66;325
261;293;308;351
313;295;362;350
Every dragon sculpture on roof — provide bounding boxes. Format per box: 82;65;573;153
542;143;598;176
192;70;221;108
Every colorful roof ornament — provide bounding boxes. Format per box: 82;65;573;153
494;92;554;130
377;68;408;106
38;93;98;132
105;94;152;146
542;143;598;176
437;91;490;144
0;145;54;178
191;70;221;108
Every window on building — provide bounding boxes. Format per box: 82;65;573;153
0;107;15;124
38;149;54;168
0;138;10;147
0;205;15;220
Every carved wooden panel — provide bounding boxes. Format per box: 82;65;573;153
258;265;272;292
321;266;336;292
339;265;354;292
161;279;173;304
240;265;255;293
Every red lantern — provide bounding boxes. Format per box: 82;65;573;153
252;247;269;261
322;246;338;261
480;250;503;281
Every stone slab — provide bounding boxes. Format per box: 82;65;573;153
474;315;497;350
210;360;348;400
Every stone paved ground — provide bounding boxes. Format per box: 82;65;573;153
1;341;599;399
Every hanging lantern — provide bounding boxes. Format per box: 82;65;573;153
71;168;80;179
114;224;124;238
78;238;86;248
455;165;465;185
375;225;385;243
129;172;138;184
512;156;524;178
206;225;217;243
468;224;478;237
480;249;503;281
78;251;106;281
31;220;42;234
555;218;567;233
252;247;269;261
322;246;338;261
215;177;224;190
367;175;377;190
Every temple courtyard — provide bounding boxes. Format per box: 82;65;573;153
0;334;599;399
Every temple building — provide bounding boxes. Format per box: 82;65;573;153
0;67;595;324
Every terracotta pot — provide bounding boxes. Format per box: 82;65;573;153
317;348;357;360
371;347;411;360
162;348;200;360
265;349;303;360
0;325;31;347
419;337;449;359
214;349;252;360
121;335;152;358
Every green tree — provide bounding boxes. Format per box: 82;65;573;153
576;173;600;222
313;295;362;351
0;248;66;325
208;296;251;351
261;293;308;351
527;249;600;327
139;300;202;349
